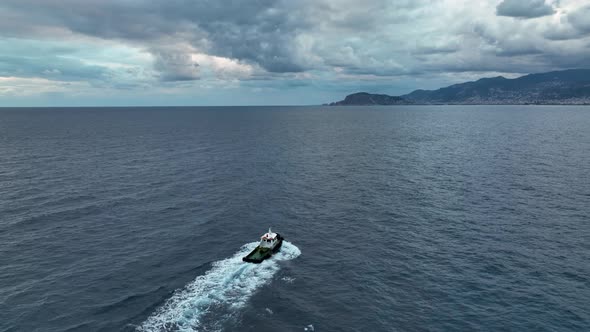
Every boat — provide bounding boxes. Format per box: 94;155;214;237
242;228;284;263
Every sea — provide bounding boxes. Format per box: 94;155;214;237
0;105;588;332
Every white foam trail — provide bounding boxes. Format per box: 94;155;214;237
138;241;301;332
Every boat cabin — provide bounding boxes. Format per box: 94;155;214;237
259;228;278;248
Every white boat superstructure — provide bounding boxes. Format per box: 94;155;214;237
259;228;279;249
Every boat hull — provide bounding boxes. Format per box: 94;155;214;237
242;234;283;263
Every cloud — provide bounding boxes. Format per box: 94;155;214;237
413;44;460;55
152;48;200;82
542;4;590;40
0;38;155;88
0;0;308;76
0;54;108;81
0;76;90;97
568;5;590;33
0;0;590;105
496;0;555;18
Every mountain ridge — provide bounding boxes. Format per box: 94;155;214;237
329;69;590;105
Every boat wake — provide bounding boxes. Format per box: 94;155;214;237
138;241;301;332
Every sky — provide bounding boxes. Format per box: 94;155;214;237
0;0;589;106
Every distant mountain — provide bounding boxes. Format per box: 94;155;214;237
329;92;408;105
330;69;590;105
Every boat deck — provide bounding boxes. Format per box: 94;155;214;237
243;247;272;263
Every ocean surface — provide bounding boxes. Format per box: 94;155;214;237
0;105;589;332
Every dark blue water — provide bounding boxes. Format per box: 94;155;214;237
1;106;589;332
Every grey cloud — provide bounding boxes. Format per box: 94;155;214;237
152;50;200;81
542;5;590;41
422;57;546;75
496;0;555;18
493;38;544;57
196;19;304;73
413;45;459;55
544;26;580;41
568;5;590;33
300;0;431;31
338;65;424;77
495;47;542;57
242;77;311;89
472;22;542;56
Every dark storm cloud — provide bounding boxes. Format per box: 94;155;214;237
1;0;589;96
496;0;555;18
162;0;307;72
0;0;307;77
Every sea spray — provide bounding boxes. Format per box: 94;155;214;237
138;241;301;331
